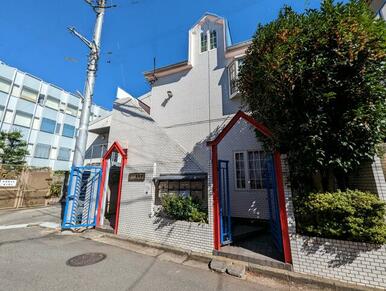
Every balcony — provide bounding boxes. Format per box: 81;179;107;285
85;143;108;162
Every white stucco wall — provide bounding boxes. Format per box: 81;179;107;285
217;119;269;220
149;15;243;159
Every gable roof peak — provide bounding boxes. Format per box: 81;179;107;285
192;12;225;29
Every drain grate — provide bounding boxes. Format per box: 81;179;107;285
66;253;106;267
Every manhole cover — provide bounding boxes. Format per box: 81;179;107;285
66;253;106;267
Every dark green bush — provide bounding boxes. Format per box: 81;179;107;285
296;190;386;244
161;195;208;224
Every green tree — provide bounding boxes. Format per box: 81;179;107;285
0;131;29;165
239;0;386;193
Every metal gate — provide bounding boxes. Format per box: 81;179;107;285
219;160;232;245
265;156;283;254
62;166;102;229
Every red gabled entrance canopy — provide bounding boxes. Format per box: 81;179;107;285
96;141;127;234
208;111;292;264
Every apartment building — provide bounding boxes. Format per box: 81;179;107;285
0;61;110;170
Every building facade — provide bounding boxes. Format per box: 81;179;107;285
85;12;386;289
0;61;110;170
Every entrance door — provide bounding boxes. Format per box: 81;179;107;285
265;156;283;254
218;160;232;245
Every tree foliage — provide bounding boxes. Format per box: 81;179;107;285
239;0;386;193
0;131;29;165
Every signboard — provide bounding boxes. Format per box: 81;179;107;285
128;173;145;182
0;179;17;187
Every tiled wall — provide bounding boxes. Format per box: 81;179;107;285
282;156;386;289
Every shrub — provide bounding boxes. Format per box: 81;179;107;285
49;183;62;198
296;190;386;244
161;195;208;223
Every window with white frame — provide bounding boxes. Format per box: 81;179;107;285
210;30;217;49
57;147;71;161
45;96;60;110
228;58;245;97
234;152;246;189
34;143;51;159
20;87;38;102
65;104;78;116
62;124;75;138
40;117;56;134
200;31;208;52
13;111;32;128
234;150;267;190
0;78;12;94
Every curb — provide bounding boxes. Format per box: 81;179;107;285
89;230;376;291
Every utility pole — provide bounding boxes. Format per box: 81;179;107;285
69;0;112;168
64;0;111;227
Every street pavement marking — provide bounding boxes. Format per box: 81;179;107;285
0;223;29;230
0;222;60;230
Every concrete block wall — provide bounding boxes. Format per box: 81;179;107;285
282;156;386;289
118;164;214;254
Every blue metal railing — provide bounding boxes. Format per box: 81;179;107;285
62;166;102;229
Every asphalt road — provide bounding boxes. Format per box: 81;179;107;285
0;205;61;226
0;225;296;291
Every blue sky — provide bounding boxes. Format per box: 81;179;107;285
0;0;334;109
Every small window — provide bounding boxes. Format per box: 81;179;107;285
13;111;32;128
66;104;78;116
45;96;60;110
38;93;45;105
62;124;75;138
248;151;267;190
0;105;4;121
55;123;61;134
200;31;208;52
234;150;268;190
0;78;12;94
234;152;246;189
229;58;245;96
40;118;56;134
210;30;217;49
57;147;71;161
20;87;38;102
155;177;206;205
34;143;51;159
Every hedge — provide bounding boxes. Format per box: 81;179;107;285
161;195;208;224
296;190;386;244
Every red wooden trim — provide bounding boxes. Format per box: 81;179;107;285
274;151;292;264
212;144;221;250
96;158;107;227
208;110;292;263
97;141;128;233
114;155;127;234
103;141;127;160
208;111;273;146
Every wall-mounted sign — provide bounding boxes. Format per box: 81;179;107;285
128;173;145;182
0;179;17;187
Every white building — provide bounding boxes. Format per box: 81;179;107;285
0;61;110;170
87;12;386;289
93;13;291;264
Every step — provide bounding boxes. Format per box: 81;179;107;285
209;259;246;279
213;248;291;271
